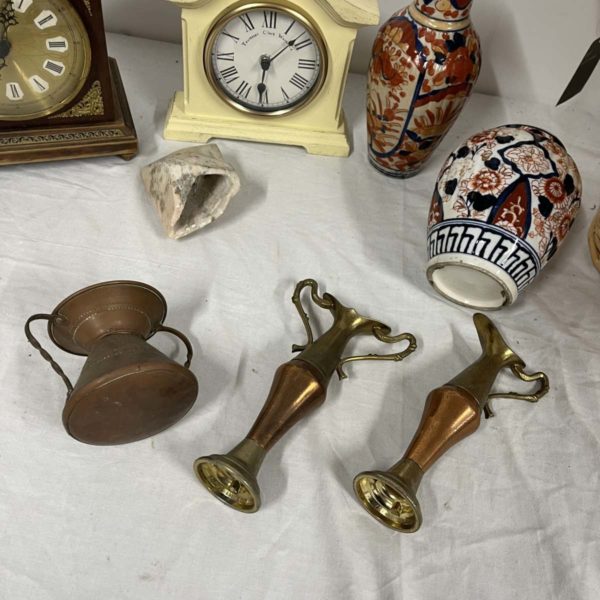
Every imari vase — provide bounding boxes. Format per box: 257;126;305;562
367;0;481;178
427;125;583;310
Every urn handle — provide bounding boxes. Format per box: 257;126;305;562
25;314;74;395
336;327;418;380
155;324;194;368
290;278;335;353
484;363;550;418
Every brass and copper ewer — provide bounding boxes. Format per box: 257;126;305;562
354;313;549;533
195;279;417;513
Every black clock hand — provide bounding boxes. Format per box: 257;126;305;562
268;32;305;64
0;0;17;73
0;29;8;73
260;55;270;81
258;82;267;104
0;1;17;34
257;55;270;104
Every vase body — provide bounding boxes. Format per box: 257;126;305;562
427;124;583;310
367;0;481;178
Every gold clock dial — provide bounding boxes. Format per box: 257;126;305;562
205;3;327;116
0;0;92;121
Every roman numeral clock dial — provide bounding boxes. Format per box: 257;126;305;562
206;5;327;114
0;0;92;121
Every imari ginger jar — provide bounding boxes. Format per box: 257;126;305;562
368;0;481;178
427;125;582;310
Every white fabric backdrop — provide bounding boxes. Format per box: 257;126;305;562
1;34;599;600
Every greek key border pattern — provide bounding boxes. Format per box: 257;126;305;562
428;219;541;291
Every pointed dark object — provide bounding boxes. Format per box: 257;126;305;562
557;38;600;105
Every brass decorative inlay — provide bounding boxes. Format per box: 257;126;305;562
0;129;125;145
50;81;105;118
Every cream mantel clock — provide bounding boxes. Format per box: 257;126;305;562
164;0;379;156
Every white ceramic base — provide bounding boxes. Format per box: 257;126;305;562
163;93;351;157
426;254;518;310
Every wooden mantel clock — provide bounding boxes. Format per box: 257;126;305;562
164;0;379;156
0;0;137;166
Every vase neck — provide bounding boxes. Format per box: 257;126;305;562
412;0;473;22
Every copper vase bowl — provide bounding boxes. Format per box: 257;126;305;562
26;281;198;445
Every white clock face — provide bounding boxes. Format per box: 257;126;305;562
206;5;326;115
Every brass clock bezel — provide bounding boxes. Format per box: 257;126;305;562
204;1;329;117
0;0;92;122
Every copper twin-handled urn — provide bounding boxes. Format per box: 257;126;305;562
353;313;550;533
25;281;198;445
194;279;418;513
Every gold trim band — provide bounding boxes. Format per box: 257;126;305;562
408;5;470;31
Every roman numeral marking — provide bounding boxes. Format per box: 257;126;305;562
216;52;235;61
14;0;32;13
29;75;49;92
6;82;24;100
44;60;65;76
281;87;290;101
221;31;240;42
34;10;57;29
235;80;251;98
262;89;269;104
239;14;255;31
289;73;309;90
285;20;296;35
298;59;317;70
295;37;313;50
47;37;68;52
263;10;277;29
220;66;239;84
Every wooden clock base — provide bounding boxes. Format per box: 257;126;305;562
0;59;138;167
164;91;351;157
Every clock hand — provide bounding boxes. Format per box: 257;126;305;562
0;27;8;74
257;55;270;104
260;55;270;82
258;82;267;104
0;0;16;31
0;1;17;75
268;32;306;64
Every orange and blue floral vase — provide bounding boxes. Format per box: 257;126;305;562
367;0;481;178
427;125;583;310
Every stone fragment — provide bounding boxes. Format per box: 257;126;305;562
141;144;241;239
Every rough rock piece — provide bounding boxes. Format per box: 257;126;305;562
141;145;241;239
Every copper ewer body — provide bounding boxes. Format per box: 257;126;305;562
354;313;550;533
25;281;198;445
194;279;417;513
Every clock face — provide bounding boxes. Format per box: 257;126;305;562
205;4;327;115
0;0;92;121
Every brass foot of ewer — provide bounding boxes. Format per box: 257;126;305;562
195;279;418;513
354;313;550;533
